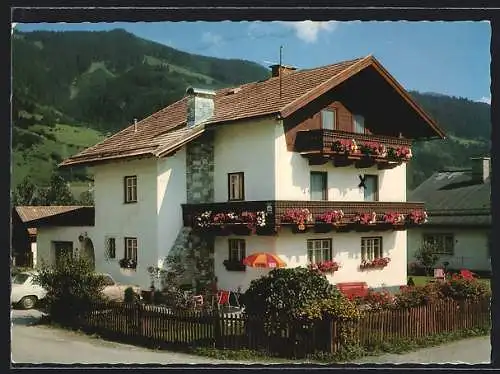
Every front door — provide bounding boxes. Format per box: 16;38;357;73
53;241;73;265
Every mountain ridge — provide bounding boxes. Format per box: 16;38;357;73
12;29;491;191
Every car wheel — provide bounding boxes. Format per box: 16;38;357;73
19;296;37;310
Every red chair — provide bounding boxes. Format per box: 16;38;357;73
459;269;475;279
217;290;240;309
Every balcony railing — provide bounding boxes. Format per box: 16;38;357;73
182;200;426;234
294;129;413;169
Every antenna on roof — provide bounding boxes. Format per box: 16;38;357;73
279;45;283;98
134;118;138;132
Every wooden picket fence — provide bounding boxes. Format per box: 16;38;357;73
76;297;490;358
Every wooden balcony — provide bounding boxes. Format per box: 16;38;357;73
182;200;426;235
294;129;413;169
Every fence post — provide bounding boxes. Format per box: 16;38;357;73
213;308;222;348
136;302;143;339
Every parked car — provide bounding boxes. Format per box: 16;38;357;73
11;271;47;309
99;273;142;302
11;272;141;310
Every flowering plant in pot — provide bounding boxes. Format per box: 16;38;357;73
382;211;405;225
195;211;212;228
407;210;428;224
359;257;391;270
281;208;312;231
316;210;345;224
308;260;341;274
359;141;387;158
119;258;137;269
387;146;412;162
332;139;359;155
353;212;377;225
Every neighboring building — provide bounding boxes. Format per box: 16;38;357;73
13;206;95;268
56;55;445;291
407;157;491;273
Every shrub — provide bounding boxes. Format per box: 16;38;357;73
439;273;491;301
395;283;442;308
124;287;136;303
32;254;106;325
355;289;396;310
413;243;440;276
243;267;341;317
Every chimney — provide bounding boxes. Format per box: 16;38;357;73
269;64;297;78
470;157;491;183
185;87;216;128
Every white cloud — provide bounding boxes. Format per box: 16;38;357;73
201;31;223;47
281;21;339;43
478;96;491;105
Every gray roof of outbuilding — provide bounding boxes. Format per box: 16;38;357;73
408;170;491;227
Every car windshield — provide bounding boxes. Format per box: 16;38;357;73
12;273;31;285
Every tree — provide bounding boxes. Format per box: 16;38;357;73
32;254;106;325
42;174;76;205
12;176;44;205
414;242;441;276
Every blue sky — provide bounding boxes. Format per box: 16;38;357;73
15;21;491;104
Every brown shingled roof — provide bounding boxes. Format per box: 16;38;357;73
60;55;443;167
15;206;91;223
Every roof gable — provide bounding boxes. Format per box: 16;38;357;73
60;55;444;167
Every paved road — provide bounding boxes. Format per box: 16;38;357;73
11;309;491;365
11;309;245;365
353;336;491;364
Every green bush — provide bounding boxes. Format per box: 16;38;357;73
32;254;106;325
124;287;136;303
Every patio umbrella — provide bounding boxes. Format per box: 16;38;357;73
242;252;286;268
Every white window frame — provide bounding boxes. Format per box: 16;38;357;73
361;237;383;261
423;234;454;255
228;172;244;201
353;114;365;134
307;239;333;264
228;239;246;262
321;109;336;130
124;176;138;203
124;237;138;261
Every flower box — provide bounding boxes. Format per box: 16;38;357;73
119;258;137;270
229;225;253;236
223;260;246;272
308;260;341;274
359;257;391;270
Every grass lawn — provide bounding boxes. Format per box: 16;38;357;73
408;276;491;290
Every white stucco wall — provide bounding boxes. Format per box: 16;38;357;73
36;226;94;266
214;119;276;202
157;148;187;263
91;157;158;288
31;242;37;267
214;229;407;292
408;227;491;271
274;123;407;202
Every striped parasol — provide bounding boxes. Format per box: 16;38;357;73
242;252;287;269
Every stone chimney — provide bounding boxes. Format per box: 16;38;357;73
185;87;216;128
470;157;491;183
269;64;297;78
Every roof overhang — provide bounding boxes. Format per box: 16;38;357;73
14;206;95;227
280;55;446;140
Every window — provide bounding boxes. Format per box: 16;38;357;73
124;237;138;261
310;171;328;200
228;172;245;201
307;239;332;264
321;109;336;130
361;237;383;261
363;175;379;202
423;234;454;255
228;239;246;263
124;176;138;203
105;237;116;259
353;114;365;134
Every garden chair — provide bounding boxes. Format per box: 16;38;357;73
217;289;241;311
192;294;204;308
